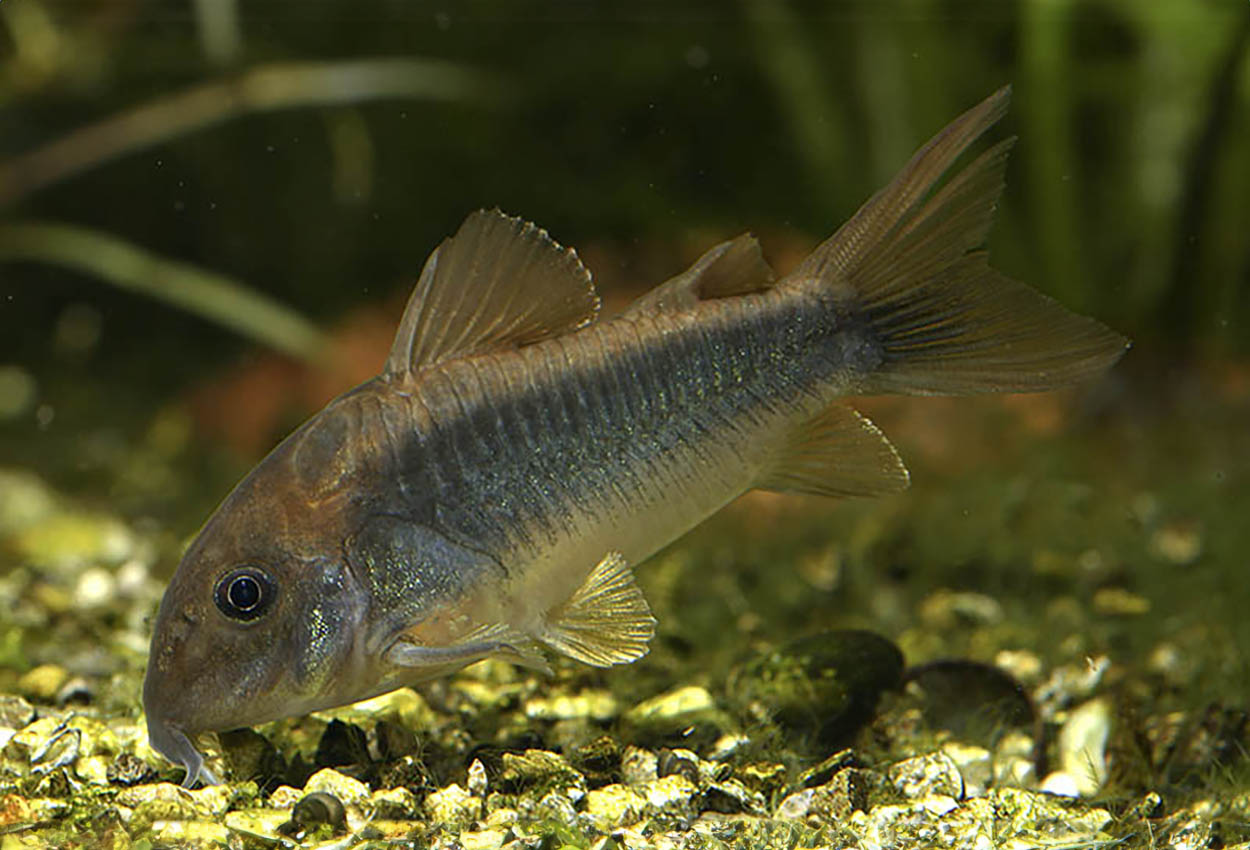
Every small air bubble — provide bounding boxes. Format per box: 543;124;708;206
36;404;55;430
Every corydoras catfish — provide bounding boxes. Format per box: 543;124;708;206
144;88;1127;786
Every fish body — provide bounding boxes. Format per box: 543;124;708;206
144;88;1126;786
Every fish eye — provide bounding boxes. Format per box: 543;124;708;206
214;567;276;621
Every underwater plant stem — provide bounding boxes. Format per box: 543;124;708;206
1019;0;1085;311
192;0;243;67
741;0;845;208
0;221;327;361
1159;4;1250;351
0;58;494;208
853;8;912;186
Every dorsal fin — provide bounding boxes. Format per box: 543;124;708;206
759;405;910;498
624;233;775;316
384;209;600;376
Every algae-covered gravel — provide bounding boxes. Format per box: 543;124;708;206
0;379;1247;849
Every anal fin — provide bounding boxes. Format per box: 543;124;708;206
759;405;910;498
540;553;656;667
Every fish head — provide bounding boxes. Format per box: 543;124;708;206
143;452;369;787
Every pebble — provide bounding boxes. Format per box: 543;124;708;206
500;748;586;797
1149;521;1203;565
304;767;371;807
54;676;94;706
889;751;964;800
807;768;869;821
467;757;489;797
621;746;658;785
13;512;136;575
735;761;786;795
314;686;433;729
705;732;750;760
223;808;290;842
72;566;117;609
849;797;959;850
0;794;52;828
583;783;647;830
641;773;699;816
17;663;69;702
918;589;1004;627
425;782;480;826
991;730;1038;787
702;778;765;815
267;785;304;809
107;753;156;786
525;689;619;722
1034;656;1109;718
776;787;816;819
993;786;1112;839
941;742;992;798
1042;697;1111;797
0;694;34;729
625;685;716;728
461;827;509;850
1092;586;1151;616
371;785;421;819
531;789;578;824
0;468;56;534
151;818;232;846
993;649;1044;684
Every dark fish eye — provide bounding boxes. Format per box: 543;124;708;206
214;567;276;621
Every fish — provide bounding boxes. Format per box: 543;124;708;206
143;87;1127;787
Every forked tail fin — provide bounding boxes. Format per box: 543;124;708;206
794;86;1127;395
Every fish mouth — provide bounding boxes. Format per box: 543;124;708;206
145;714;218;788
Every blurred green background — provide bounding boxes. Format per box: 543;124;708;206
0;0;1247;513
1;6;1249;822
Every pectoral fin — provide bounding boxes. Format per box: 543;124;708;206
387;622;552;676
539;552;656;667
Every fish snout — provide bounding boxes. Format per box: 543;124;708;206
143;609;218;787
144;711;216;788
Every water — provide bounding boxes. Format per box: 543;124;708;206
0;3;1246;846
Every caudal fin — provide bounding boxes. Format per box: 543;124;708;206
794;86;1127;395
